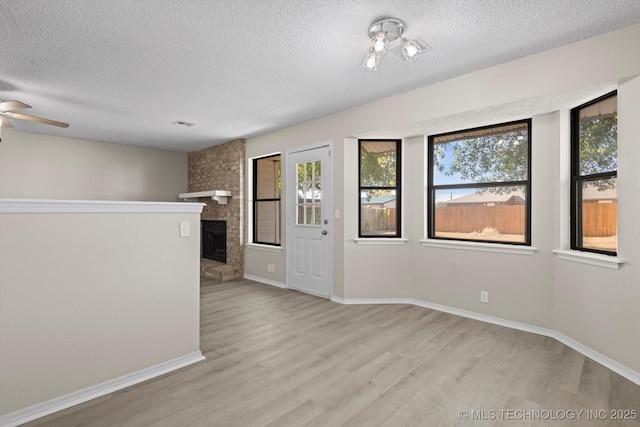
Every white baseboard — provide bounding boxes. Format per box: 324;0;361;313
244;275;331;299
406;298;555;338
335;296;640;385
243;274;286;289
0;352;205;427
330;295;345;304
551;332;640;385
288;285;330;299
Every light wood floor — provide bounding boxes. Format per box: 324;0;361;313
28;278;640;426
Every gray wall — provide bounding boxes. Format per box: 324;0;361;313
244;24;640;376
0;130;187;201
0;208;202;416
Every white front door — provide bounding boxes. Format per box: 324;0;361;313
286;144;332;298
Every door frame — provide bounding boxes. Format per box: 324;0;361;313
285;141;333;298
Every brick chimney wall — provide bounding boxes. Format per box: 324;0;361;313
188;139;245;278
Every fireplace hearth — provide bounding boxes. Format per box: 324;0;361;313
202;220;226;263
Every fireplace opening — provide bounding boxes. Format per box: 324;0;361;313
202;220;226;263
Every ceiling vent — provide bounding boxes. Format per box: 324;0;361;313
173;120;195;127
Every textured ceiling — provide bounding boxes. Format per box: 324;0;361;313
1;0;640;152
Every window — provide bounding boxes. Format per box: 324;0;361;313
428;119;531;245
359;139;401;237
295;159;322;226
571;91;617;255
253;154;281;245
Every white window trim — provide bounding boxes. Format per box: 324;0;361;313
420;238;537;255
354;238;408;245
552;249;624;270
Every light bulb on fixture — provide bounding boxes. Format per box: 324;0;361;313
401;38;424;62
372;32;387;55
363;49;381;70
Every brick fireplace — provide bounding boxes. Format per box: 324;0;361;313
188;138;245;280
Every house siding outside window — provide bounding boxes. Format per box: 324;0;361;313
253;154;281;245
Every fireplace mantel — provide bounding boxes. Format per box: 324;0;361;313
179;190;231;205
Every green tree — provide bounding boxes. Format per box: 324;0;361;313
434;129;527;184
578;116;617;176
360;147;397;200
433;116;617;193
433;129;527;195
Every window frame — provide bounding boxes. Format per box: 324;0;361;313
358;139;402;238
570;91;617;256
427;119;532;246
252;153;281;246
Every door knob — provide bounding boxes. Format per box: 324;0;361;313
321;229;328;235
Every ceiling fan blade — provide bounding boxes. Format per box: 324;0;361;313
0;100;31;112
6;112;69;128
0;115;15;128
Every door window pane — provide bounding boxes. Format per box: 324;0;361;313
296;160;322;227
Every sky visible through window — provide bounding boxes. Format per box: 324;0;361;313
433;143;474;203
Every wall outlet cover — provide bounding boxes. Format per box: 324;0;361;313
480;291;489;304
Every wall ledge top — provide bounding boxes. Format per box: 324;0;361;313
0;198;205;214
552;249;624;270
179;190;231;204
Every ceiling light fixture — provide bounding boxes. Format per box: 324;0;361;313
363;17;430;70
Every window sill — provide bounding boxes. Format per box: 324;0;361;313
552;249;624;270
245;243;282;252
353;238;408;245
420;239;537;255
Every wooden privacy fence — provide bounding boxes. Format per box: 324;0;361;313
582;202;617;237
435;205;525;234
435;203;617;237
361;207;397;232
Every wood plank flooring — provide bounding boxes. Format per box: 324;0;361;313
27;278;640;426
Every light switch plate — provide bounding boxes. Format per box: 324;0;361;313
179;221;190;237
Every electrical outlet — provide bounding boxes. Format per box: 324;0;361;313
480;291;489;304
267;264;275;273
